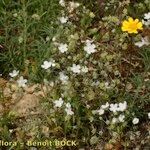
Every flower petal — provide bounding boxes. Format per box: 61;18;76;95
135;19;139;23
128;17;133;23
137;22;143;29
122;21;129;26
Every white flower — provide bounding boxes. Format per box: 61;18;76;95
144;12;150;20
132;118;139;125
9;70;19;78
148;112;150;119
41;61;51;69
17;76;27;87
59;16;68;24
70;64;81;74
65;103;74;115
142;12;150;26
65;108;74;115
59;0;65;7
109;103;118;113
97;109;105;115
68;2;80;13
53;98;64;108
66;102;71;108
58;43;68;53
142;19;150;26
135;37;149;47
84;40;96;54
59;72;69;84
101;102;109;109
69;2;80;9
118;101;127;112
41;60;56;69
135;40;144;47
81;66;88;73
118;114;125;122
112;117;118;124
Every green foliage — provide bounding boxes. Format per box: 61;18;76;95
0;0;150;149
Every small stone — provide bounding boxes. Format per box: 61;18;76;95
12;94;41;117
3;87;12;98
104;143;114;150
25;84;38;94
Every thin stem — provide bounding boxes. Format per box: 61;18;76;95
22;0;27;68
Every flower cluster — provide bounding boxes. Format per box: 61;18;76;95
92;101;128;124
9;70;28;88
70;64;88;74
109;101;127;113
93;101;127;114
2;0;149;148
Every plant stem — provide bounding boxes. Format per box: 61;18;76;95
22;0;27;68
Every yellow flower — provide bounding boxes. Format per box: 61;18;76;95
121;17;143;34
